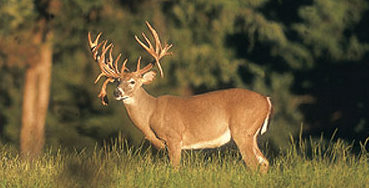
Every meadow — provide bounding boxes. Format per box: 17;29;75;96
1;134;368;188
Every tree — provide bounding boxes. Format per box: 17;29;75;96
0;0;57;157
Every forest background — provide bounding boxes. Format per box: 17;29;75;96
0;0;368;156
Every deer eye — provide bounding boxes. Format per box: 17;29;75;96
129;80;136;85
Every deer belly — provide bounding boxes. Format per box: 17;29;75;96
181;128;231;150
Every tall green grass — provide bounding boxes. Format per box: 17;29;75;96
1;135;368;187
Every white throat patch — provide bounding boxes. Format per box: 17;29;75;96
122;97;135;104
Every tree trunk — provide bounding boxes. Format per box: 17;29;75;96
20;41;52;158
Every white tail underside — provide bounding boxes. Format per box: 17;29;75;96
261;97;272;135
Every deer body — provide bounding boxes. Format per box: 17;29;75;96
120;86;272;171
88;22;272;172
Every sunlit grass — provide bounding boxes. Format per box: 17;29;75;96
0;135;368;187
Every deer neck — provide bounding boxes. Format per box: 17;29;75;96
123;87;157;129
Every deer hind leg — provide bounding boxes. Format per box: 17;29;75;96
251;128;269;171
231;127;269;173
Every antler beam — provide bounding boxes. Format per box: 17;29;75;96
135;21;173;77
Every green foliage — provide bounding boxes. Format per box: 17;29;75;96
0;0;36;34
164;0;241;88
0;137;368;187
293;0;369;60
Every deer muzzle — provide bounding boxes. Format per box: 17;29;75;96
114;88;128;101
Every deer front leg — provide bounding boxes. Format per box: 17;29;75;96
166;139;182;167
143;129;166;150
147;136;166;150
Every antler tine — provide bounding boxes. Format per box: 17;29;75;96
93;41;112;84
108;44;115;70
88;32;102;50
136;56;142;72
139;63;153;75
97;41;109;73
145;21;161;54
88;32;104;61
133;56;154;75
121;58;128;74
114;53;122;74
97;78;115;106
138;33;153;54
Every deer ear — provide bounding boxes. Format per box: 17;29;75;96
141;71;157;84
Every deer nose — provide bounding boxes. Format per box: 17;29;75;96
114;88;123;98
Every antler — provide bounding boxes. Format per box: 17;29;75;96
88;32;127;105
88;32;154;105
135;21;173;77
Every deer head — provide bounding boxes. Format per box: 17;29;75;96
113;58;157;104
88;21;172;105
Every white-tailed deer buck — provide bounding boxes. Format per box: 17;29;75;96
88;22;272;172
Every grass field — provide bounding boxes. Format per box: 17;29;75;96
1;135;368;188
